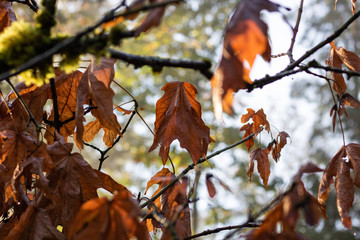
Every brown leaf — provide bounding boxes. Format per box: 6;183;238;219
327;42;347;95
75;57;121;149
335;46;360;72
0;1;16;33
94;170;130;194
45;70;83;144
240;123;255;151
46;153;103;233
145;168;191;238
133;0;175;37
211;0;282;120
352;0;357;14
318;144;360;229
5;205;35;240
335;160;353;229
248;148;270;189
68;191;149;240
149;81;212;164
205;174;216;198
339;93;360;112
272;131;290;162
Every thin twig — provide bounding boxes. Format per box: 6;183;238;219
184;222;260;240
287;0;304;63
140;133;256;209
249;9;360;91
109;49;213;79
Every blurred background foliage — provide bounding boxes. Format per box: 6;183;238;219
7;0;360;239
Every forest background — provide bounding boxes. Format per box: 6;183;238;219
1;0;360;239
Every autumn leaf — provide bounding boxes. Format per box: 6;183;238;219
0;1;16;33
240;108;270;151
149;81;212;165
144;168;191;239
205;174;216;198
247;164;323;240
45;70;83;144
247;148;271;189
326;42;360;95
68;191;149;240
318;143;360;229
211;0;284;120
133;0;173;37
271;131;290;162
75;57;121;149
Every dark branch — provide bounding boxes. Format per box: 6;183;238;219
184;222;260;240
248;9;360;92
49;78;61;133
8;0;39;12
287;0;304;63
109;49;213;79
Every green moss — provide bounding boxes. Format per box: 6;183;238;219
35;0;57;35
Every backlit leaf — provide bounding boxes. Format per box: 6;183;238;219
149;81;212;165
211;0;283;120
248;148;271;189
0;1;16;33
75;57;121;149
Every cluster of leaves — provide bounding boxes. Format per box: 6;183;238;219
1;0;360;239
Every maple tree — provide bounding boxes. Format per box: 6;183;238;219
0;0;359;239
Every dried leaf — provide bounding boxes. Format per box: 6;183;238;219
149;81;212;164
211;0;283;120
0;1;16;33
272;131;290;162
145;168;191;238
318;144;360;229
327;42;347;95
75;58;121;149
45;70;83;144
248;148;270;189
240;123;254;151
205;174;216;198
68;191;148;240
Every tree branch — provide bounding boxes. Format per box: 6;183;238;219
184;222;260;240
287;0;304;63
8;0;39;12
249;9;360;91
140;133;256;209
0;0;185;82
109;49;213;79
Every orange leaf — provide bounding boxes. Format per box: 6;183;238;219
45;70;83;144
271;131;290;162
0;1;16;33
248;148;270;189
211;0;283;120
145;168;191;238
68;191;148;240
327;42;347;95
75;58;121;149
240;123;254;151
149;81;212;164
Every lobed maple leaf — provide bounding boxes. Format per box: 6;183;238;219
149;81;212;165
144;168;191;239
240;108;270;151
318;143;360;229
246;163;323;240
211;0;284;120
68;191;149;240
75;57;121;149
